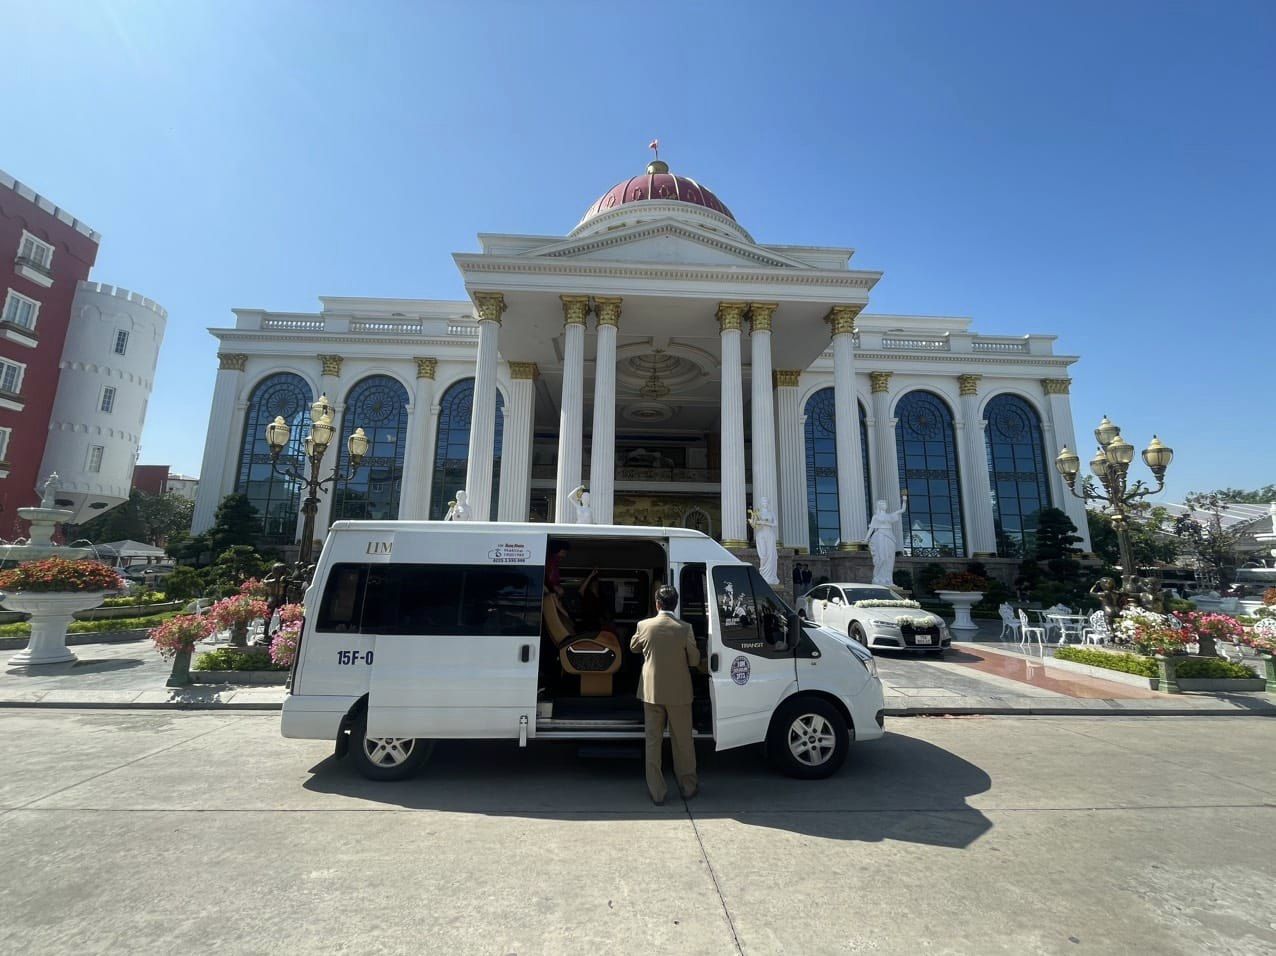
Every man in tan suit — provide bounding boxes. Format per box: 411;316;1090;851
630;585;700;804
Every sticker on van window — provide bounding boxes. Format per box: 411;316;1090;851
730;655;751;686
488;543;532;563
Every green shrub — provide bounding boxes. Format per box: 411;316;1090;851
164;566;207;601
102;590;168;608
1175;658;1256;680
0;612;179;637
1167;598;1197;612
194;647;287;672
1054;646;1158;677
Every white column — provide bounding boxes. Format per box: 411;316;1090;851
1042;378;1093;550
774;370;807;551
718;302;748;547
191;353;246;533
748;303;780;530
498;363;537;521
400;357;437;519
869;371;901;509
958;374;998;556
828;306;868;549
589;297;621;524
555;296;589;522
465;292;505;520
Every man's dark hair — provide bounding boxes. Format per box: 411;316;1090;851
655;585;679;610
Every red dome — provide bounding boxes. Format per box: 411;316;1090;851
579;160;735;226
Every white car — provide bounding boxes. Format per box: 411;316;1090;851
800;583;951;655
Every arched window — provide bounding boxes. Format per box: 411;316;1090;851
429;378;504;520
803;388;872;553
332;376;411;521
895;390;965;556
234;372;313;544
984;393;1052;557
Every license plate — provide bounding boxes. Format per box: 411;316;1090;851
914;635;933;645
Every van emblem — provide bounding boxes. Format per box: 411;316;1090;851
730;655;751;686
366;541;392;555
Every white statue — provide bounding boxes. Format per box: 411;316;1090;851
866;495;909;587
568;485;593;524
444;490;472;522
39;473;60;509
748;497;780;586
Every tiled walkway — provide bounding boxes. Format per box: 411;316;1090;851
947;644;1163;699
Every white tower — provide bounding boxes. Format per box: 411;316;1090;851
39;282;167;522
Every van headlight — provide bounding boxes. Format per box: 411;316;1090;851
844;641;878;678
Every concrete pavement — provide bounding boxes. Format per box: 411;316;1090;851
1;710;1274;954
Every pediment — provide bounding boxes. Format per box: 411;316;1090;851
522;220;811;270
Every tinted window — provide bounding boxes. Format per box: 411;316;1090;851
845;587;899;602
315;563;543;637
713;565;792;659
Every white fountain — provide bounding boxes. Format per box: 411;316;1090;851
0;474;106;666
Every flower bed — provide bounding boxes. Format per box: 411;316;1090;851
0;611;179;637
933;571;989;592
0;557;123;593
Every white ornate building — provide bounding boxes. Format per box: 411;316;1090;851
191;158;1090;561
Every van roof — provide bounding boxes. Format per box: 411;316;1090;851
327;520;715;541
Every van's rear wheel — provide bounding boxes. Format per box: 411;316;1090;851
348;712;433;781
767;697;850;779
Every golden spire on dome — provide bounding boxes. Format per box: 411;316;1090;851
647;137;667;174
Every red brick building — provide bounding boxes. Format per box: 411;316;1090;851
0;171;100;535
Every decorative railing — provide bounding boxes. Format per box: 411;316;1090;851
530;464;722;483
881;335;949;351
447;323;480;337
262;318;324;332
971;338;1029;353
351;319;423;334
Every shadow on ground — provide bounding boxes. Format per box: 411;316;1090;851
303;731;994;849
4;657;146;676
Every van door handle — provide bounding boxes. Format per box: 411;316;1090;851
520;644;532;663
710;653;719;672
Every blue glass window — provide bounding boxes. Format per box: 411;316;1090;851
895;391;965;556
803;388;871;553
429;378;504;520
984;394;1052;557
332;376;411;521
234;373;313;544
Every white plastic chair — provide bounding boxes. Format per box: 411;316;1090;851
1081;610;1111;645
1017;609;1046;649
998;603;1022;642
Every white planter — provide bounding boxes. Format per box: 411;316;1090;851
2;591;108;666
935;590;984;634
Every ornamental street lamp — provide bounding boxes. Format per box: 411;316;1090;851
1054;416;1173;595
265;394;368;565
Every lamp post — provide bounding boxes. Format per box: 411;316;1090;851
1054;416;1173;595
265;394;369;566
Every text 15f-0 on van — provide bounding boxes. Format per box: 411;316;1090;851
282;522;885;780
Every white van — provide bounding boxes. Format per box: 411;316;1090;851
282;521;884;781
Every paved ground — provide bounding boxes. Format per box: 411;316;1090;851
0;710;1273;954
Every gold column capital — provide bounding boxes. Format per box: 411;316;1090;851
1042;378;1072;395
414;357;437;380
869;370;892;394
748;302;778;333
560;294;590;326
958;373;982;396
217;353;247;372
825;304;863;336
319;354;343;377
594;296;622;328
509;361;539;380
473;291;507;324
716;301;748;332
773;369;802;388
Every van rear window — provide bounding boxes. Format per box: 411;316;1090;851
315;563;544;637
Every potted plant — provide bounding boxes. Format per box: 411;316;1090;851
0;557;123;666
933;571;989;635
207;591;270;647
1173;610;1244;659
150;614;214;687
268;603;305;668
1115;608;1192;694
1240;619;1276;693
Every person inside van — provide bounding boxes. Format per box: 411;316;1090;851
630;585;700;804
546;542;570;597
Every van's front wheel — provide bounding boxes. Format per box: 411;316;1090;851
767;697;850;779
348;712;433;781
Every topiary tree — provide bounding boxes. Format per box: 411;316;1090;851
209;494;260;553
207;545;268;597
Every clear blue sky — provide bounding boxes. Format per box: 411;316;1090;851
7;1;1274;498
